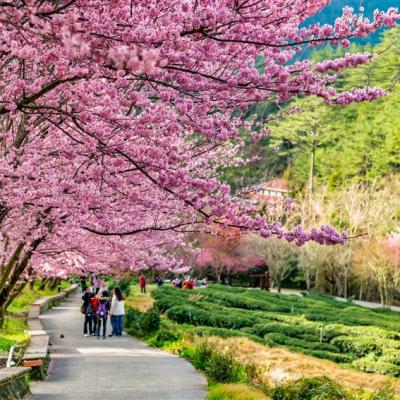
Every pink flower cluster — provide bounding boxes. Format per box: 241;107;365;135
0;0;397;280
315;53;373;73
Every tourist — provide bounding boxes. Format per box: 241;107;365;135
155;275;163;287
90;292;99;336
110;287;125;337
183;278;194;289
176;277;183;289
96;290;110;339
139;274;146;294
80;275;87;293
81;287;92;337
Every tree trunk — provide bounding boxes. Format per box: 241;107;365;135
309;127;317;196
0;305;5;330
0;236;45;320
38;278;50;291
49;278;61;291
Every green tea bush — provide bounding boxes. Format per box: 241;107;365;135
352;359;400;376
331;336;384;357
166;305;256;329
291;348;354;363
264;333;341;353
152;285;400;374
251;322;318;339
154;295;186;312
380;350;400;366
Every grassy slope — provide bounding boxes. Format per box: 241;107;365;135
0;281;70;351
125;284;155;312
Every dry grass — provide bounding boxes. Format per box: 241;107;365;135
214;337;400;395
125;284;155;311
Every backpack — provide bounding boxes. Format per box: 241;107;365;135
97;300;108;318
86;302;94;317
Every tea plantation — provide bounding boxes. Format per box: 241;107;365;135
152;285;400;377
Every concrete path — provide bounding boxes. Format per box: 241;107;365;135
30;292;207;400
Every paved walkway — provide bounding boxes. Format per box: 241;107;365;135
30;292;207;400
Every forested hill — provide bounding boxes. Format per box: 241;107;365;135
312;1;396;33
225;27;400;192
312;0;397;46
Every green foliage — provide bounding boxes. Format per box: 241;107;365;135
124;306;160;337
139;307;161;335
182;339;246;384
352;359;400;377
270;377;349;400
108;278;131;297
153;285;400;376
206;384;269;400
205;351;244;383
224;27;400;193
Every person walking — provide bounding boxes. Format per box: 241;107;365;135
96;290;110;339
139;274;146;294
81;287;92;337
110;287;125;337
90;292;99;336
80;275;87;293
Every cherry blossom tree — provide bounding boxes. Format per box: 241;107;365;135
195;227;263;282
0;0;399;321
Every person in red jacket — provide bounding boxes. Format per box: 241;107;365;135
90;293;99;336
139;274;147;294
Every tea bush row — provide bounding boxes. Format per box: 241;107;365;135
153;286;400;376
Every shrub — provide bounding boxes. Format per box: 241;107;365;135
166;305;256;329
331;336;384;357
368;384;396;400
352;359;400;377
154;296;186;312
182;340;214;371
289;347;354;364
270;376;349;400
205;350;244;383
380;350;400;366
124;307;143;335
124;306;160;337
140;307;161;336
148;329;180;347
108;278;131;297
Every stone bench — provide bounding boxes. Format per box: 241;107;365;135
0;367;31;400
22;283;78;379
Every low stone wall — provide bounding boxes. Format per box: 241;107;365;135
23;283;78;378
0;367;31;400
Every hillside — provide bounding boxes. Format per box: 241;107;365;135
225;26;400;192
